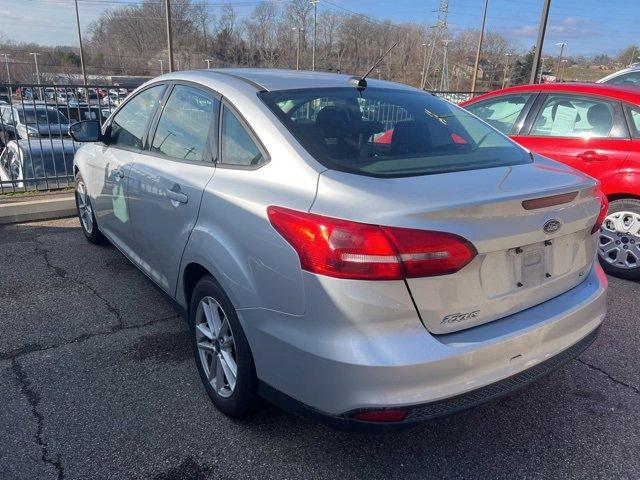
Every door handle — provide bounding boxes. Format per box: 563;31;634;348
577;150;608;162
166;186;188;205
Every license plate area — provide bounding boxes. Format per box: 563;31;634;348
510;242;550;289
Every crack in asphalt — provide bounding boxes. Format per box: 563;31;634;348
0;314;181;361
34;236;125;328
576;358;640;395
10;359;65;480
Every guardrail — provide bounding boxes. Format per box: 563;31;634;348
0;83;485;194
0;83;132;194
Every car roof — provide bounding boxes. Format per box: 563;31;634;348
461;82;640;105
596;66;640;83
151;68;419;93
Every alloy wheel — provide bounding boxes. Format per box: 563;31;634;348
76;180;93;234
195;296;238;398
599;210;640;270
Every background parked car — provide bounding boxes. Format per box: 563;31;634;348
462;83;640;279
597;66;640;86
0;139;77;189
58;102;110;124
0;105;70;148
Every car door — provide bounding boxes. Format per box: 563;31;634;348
90;83;166;256
126;83;219;295
514;93;631;185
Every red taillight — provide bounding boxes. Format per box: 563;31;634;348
267;206;476;280
352;409;408;422
591;190;608;235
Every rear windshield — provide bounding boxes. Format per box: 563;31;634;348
259;87;530;177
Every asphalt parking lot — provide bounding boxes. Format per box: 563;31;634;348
1;217;639;480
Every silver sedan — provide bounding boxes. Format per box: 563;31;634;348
70;69;607;430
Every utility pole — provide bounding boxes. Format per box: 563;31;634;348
159;59;164;74
165;0;175;72
555;42;567;79
294;27;304;70
420;43;429;90
311;0;318;71
74;0;88;87
529;0;551;84
470;0;488;94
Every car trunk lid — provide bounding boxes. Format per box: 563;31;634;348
311;156;601;334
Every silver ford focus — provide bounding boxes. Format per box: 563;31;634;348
70;69;608;430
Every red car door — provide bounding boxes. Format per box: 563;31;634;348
512;93;631;191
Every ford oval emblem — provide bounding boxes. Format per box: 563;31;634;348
543;219;561;234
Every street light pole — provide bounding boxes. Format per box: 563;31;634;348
3;54;11;96
470;0;489;94
311;0;318;71
555;42;567;79
420;43;429;90
74;0;88;87
502;53;512;88
294;27;304;70
529;0;551;84
165;0;175;72
559;58;567;82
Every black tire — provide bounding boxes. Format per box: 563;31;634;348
74;172;106;245
189;275;260;418
597;198;640;281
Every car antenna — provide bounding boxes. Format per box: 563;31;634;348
349;42;398;90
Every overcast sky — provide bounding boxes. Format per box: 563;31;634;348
0;0;637;57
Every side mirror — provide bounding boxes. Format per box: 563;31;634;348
69;120;101;142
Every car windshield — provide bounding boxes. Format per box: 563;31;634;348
259;87;530;177
18;108;68;125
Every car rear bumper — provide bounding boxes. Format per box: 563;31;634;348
241;263;607;427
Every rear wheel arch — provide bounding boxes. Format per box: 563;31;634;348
183;262;212;312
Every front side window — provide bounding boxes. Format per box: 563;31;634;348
220;106;264;166
151;85;217;162
530;94;625;138
604;71;640;86
259;87;529;177
109;85;164;150
465;94;531;134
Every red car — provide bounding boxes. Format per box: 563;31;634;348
461;83;640;280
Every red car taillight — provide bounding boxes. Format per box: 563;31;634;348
267;206;476;281
591;190;608;235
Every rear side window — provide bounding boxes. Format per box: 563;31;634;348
625;104;640;138
109;85;164;150
151;85;217;162
220;106;264;167
530;94;625;138
465;94;531;134
259;87;529;178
